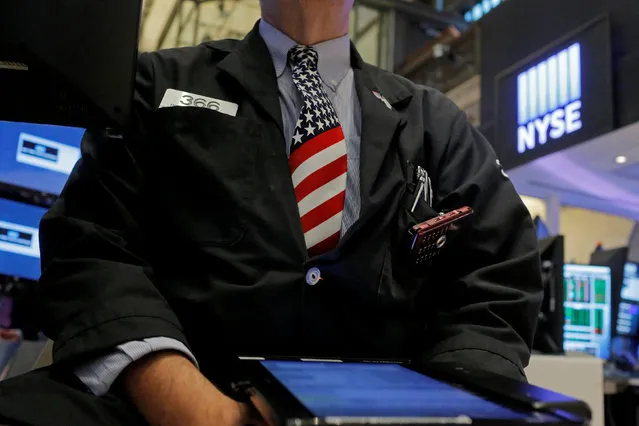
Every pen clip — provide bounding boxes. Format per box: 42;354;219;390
425;176;433;206
410;183;424;213
410;166;427;212
416;166;427;183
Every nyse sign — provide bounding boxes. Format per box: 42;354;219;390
517;43;582;154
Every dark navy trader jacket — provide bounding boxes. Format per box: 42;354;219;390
0;22;542;426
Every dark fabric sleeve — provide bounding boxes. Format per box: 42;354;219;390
417;95;543;380
36;53;189;366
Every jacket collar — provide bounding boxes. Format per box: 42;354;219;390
350;47;413;106
211;21;415;242
258;19;351;92
213;21;284;132
349;48;413;212
210;21;413;123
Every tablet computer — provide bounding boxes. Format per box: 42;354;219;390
235;358;589;426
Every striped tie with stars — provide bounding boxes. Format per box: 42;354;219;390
288;45;347;256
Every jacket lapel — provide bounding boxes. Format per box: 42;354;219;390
215;23;307;257
352;49;413;214
213;30;416;258
216;22;284;135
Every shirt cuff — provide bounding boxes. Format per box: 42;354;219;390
75;337;198;396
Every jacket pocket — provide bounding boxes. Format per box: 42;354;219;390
397;180;439;244
149;107;260;246
378;175;441;308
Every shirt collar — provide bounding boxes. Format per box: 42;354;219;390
259;19;351;90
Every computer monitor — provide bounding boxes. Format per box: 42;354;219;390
533;216;551;240
0;120;84;195
0;278;38;340
0;1;142;129
0;198;47;281
629;222;639;264
618;263;639;337
563;264;612;359
534;236;565;354
590;247;629;340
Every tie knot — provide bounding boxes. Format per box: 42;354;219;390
288;45;319;72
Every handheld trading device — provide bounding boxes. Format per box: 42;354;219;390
408;206;473;266
235;358;590;426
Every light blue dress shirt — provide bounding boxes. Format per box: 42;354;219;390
76;19;362;396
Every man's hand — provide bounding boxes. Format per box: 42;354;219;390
123;352;273;426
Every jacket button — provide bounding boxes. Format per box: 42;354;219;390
305;267;321;286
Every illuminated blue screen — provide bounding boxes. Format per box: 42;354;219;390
0;120;85;195
616;302;639;337
622;263;639;303
617;263;639;337
563;264;612;359
0;198;47;280
534;216;550;240
465;0;504;23
261;361;531;419
516;43;582;154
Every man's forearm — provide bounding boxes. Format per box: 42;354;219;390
122;352;247;426
76;337;198;396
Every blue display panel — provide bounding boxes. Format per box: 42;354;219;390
465;0;507;23
0;198;47;280
622;263;639;302
616;302;639;337
260;361;530;419
534;216;550;240
617;263;639;337
0;120;84;195
563;264;612;359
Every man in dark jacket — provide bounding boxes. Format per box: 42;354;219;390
0;0;542;424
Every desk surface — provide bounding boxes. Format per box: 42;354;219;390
604;376;629;395
602;369;639;393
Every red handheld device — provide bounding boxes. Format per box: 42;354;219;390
408;206;474;266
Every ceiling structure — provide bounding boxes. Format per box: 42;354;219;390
137;0;471;54
508;122;639;220
138;0;262;52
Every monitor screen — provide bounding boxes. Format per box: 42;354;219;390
622;263;639;302
628;223;639;264
534;216;550;240
0;120;84;195
616;302;639;337
617;263;639;337
0;198;47;280
260;360;539;420
0;295;13;329
563;264;612;359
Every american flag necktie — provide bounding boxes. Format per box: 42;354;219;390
288;46;347;256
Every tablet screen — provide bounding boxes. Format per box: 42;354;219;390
260;360;535;419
